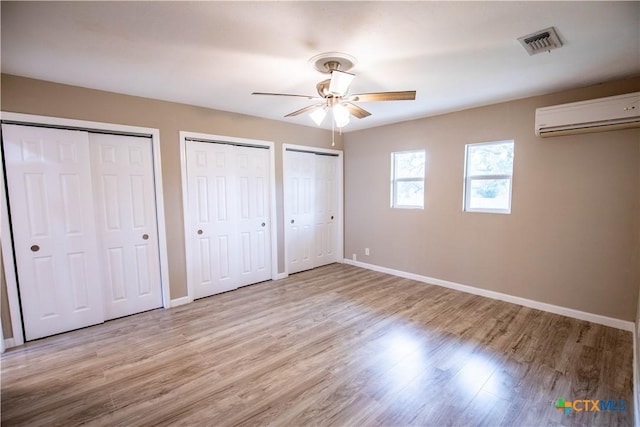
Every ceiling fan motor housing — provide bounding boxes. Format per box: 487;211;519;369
316;79;332;98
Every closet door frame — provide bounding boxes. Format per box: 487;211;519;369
0;112;171;347
179;131;278;303
282;143;344;276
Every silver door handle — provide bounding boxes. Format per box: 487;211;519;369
142;234;149;240
197;229;203;235
261;222;266;227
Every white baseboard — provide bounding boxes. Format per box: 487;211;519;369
169;296;192;308
168;273;290;308
4;338;16;350
343;259;634;332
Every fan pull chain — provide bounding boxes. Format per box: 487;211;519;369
332;117;335;147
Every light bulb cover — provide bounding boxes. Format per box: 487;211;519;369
310;107;327;125
329;70;355;96
333;104;351;128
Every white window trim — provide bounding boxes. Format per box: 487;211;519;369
462;140;514;214
391;149;425;210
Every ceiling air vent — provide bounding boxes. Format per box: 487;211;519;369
518;27;563;55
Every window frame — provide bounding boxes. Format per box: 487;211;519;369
390;149;426;210
462;140;514;214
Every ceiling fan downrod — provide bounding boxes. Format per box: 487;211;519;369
323;60;342;73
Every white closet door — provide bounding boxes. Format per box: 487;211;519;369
285;149;341;274
186;141;272;298
187;141;238;297
284;150;315;274
2;124;104;341
234;145;272;287
90;133;163;320
314;154;339;266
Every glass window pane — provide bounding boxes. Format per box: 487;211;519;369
396;181;424;207
468;179;510;210
467;142;514;176
394;151;425;179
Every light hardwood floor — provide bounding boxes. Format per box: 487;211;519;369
1;264;633;426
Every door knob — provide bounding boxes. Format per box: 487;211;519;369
331;216;334;220
290;219;295;224
142;234;149;240
197;229;203;235
261;222;266;227
30;245;40;252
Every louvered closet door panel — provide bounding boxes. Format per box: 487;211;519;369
90;133;163;320
2;124;104;341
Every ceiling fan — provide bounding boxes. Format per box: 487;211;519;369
252;52;416;128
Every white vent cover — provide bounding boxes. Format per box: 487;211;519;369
518;27;563;55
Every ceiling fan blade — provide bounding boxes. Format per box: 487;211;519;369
344;103;371;119
252;92;319;100
350;91;416;102
329;70;355;96
284;104;324;117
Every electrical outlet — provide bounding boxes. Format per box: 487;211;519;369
365;248;370;256
352;253;357;261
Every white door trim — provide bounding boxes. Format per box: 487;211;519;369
0;151;24;347
282;143;344;276
179;131;278;303
0;112;171;347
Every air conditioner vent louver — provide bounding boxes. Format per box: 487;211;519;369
518;27;562;55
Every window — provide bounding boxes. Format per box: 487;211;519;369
463;140;514;214
391;150;425;209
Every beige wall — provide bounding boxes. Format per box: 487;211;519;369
1;74;639;341
0;74;342;311
344;77;640;321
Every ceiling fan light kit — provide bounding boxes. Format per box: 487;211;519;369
310;107;327;126
252;52;416;131
332;104;351;128
328;70;355;96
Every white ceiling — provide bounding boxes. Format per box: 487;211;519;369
2;1;639;132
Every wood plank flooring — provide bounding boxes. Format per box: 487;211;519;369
1;264;633;426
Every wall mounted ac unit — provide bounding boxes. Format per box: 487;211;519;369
535;92;640;137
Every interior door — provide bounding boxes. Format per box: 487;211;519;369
186;140;272;298
234;145;271;287
2;124;104;341
284;150;315;274
90;133;163;320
